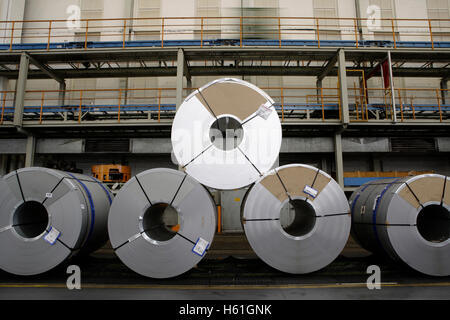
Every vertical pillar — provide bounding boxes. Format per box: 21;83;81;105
338;49;349;125
440;79;447;105
1;154;8;176
25;135;35;167
14;52;29;127
387;51;397;123
334;132;344;188
372;156;382;172
58;81;66;106
316;79;322;104
176;48;185;111
321;158;327;172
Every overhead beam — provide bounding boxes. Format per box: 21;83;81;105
317;50;339;82
2;66;449;79
25;53;64;84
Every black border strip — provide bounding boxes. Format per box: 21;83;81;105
15;170;25;202
135;176;153;206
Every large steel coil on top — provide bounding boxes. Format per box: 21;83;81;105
349;174;450;276
0;167;113;276
171;78;282;190
108;168;216;278
241;164;351;274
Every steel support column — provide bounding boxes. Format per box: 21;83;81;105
14;52;29;127
441;79;448;105
0;154;8;175
338;49;349;125
316;79;322;104
58;81;66;106
387;51;397;123
25;135;35;167
334;132;344;188
176;48;185;111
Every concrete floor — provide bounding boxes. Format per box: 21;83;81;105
0;235;449;300
1;282;449;300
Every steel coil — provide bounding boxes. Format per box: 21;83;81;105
241;164;351;274
108;168;216;278
350;174;450;276
171;78;282;190
0;167;113;275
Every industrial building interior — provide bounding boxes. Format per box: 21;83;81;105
0;0;449;301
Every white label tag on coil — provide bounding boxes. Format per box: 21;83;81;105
192;237;209;257
256;104;272;120
44;227;61;245
45;193;53;198
303;185;318;198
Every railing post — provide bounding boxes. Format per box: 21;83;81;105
280;87;284;122
428;20;434;50
321;87;324;121
47;21;52;51
84;20;89;49
354;18;358;48
200;17;204;47
316;18;320;48
161;18;165;48
391;19;396;49
123;19;127;48
436;89;443;122
240;16;243;47
398;89;403;122
118;89;122;123
39;91;45;124
9;21;15;51
278;17;281;48
78;90;83;123
158;88;161;123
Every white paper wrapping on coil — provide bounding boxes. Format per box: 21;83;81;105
349;174;450;276
171;78;282;190
0;167;113;276
241;164;351;274
108;168;216;278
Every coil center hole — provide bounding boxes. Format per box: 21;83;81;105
142;203;179;242
209;116;244;151
13;201;49;239
280;199;316;237
416;204;450;243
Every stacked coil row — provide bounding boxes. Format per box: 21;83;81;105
0;79;448;278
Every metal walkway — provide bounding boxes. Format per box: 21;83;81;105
1;39;450;51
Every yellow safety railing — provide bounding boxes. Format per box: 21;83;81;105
1;86;449;125
1;16;449;51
